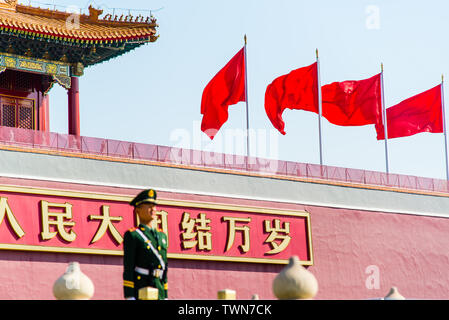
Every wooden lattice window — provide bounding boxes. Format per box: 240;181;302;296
0;71;10;90
18;100;34;129
15;72;33;93
0;70;35;92
0;96;34;129
1;103;15;127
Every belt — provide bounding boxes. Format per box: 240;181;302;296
135;266;164;279
135;266;149;275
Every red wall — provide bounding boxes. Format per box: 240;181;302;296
0;177;448;299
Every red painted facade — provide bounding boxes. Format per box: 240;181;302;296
0;69;49;132
0;175;448;299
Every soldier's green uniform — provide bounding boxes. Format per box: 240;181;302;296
123;189;168;300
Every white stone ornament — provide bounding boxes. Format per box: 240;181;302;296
384;286;405;300
272;256;318;300
53;262;95;300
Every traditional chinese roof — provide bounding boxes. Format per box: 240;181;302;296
0;1;159;73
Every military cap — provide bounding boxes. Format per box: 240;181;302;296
129;189;157;207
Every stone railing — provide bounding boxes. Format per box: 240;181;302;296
0;126;447;194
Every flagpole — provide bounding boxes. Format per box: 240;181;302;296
441;74;449;180
316;49;323;167
381;63;390;174
244;34;250;161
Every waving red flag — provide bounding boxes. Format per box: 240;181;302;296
201;48;246;140
376;84;442;140
321;73;382;126
264;62;318;135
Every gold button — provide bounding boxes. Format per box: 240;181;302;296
147;246;150;249
158;246;161;251
137;276;141;280
158;265;161;269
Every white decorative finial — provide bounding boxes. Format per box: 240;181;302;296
384;286;405;300
53;262;94;300
272;256;318;300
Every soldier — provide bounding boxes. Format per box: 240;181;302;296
123;189;168;300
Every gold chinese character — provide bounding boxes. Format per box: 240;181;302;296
0;197;25;238
89;205;123;244
222;216;251;253
264;219;291;255
181;212;212;251
181;212;196;249
153;210;169;235
40;200;76;242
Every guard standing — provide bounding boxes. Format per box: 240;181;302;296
123;189;168;300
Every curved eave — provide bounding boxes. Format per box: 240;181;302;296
0;30;158;69
0;24;157;44
84;42;148;68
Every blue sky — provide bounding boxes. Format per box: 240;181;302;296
19;0;449;179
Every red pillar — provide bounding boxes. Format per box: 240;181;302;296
68;76;80;136
39;94;50;132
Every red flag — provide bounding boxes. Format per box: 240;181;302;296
321;73;382;126
200;48;246;140
376;84;442;140
264;62;318;135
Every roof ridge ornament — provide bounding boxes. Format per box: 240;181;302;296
88;5;103;22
